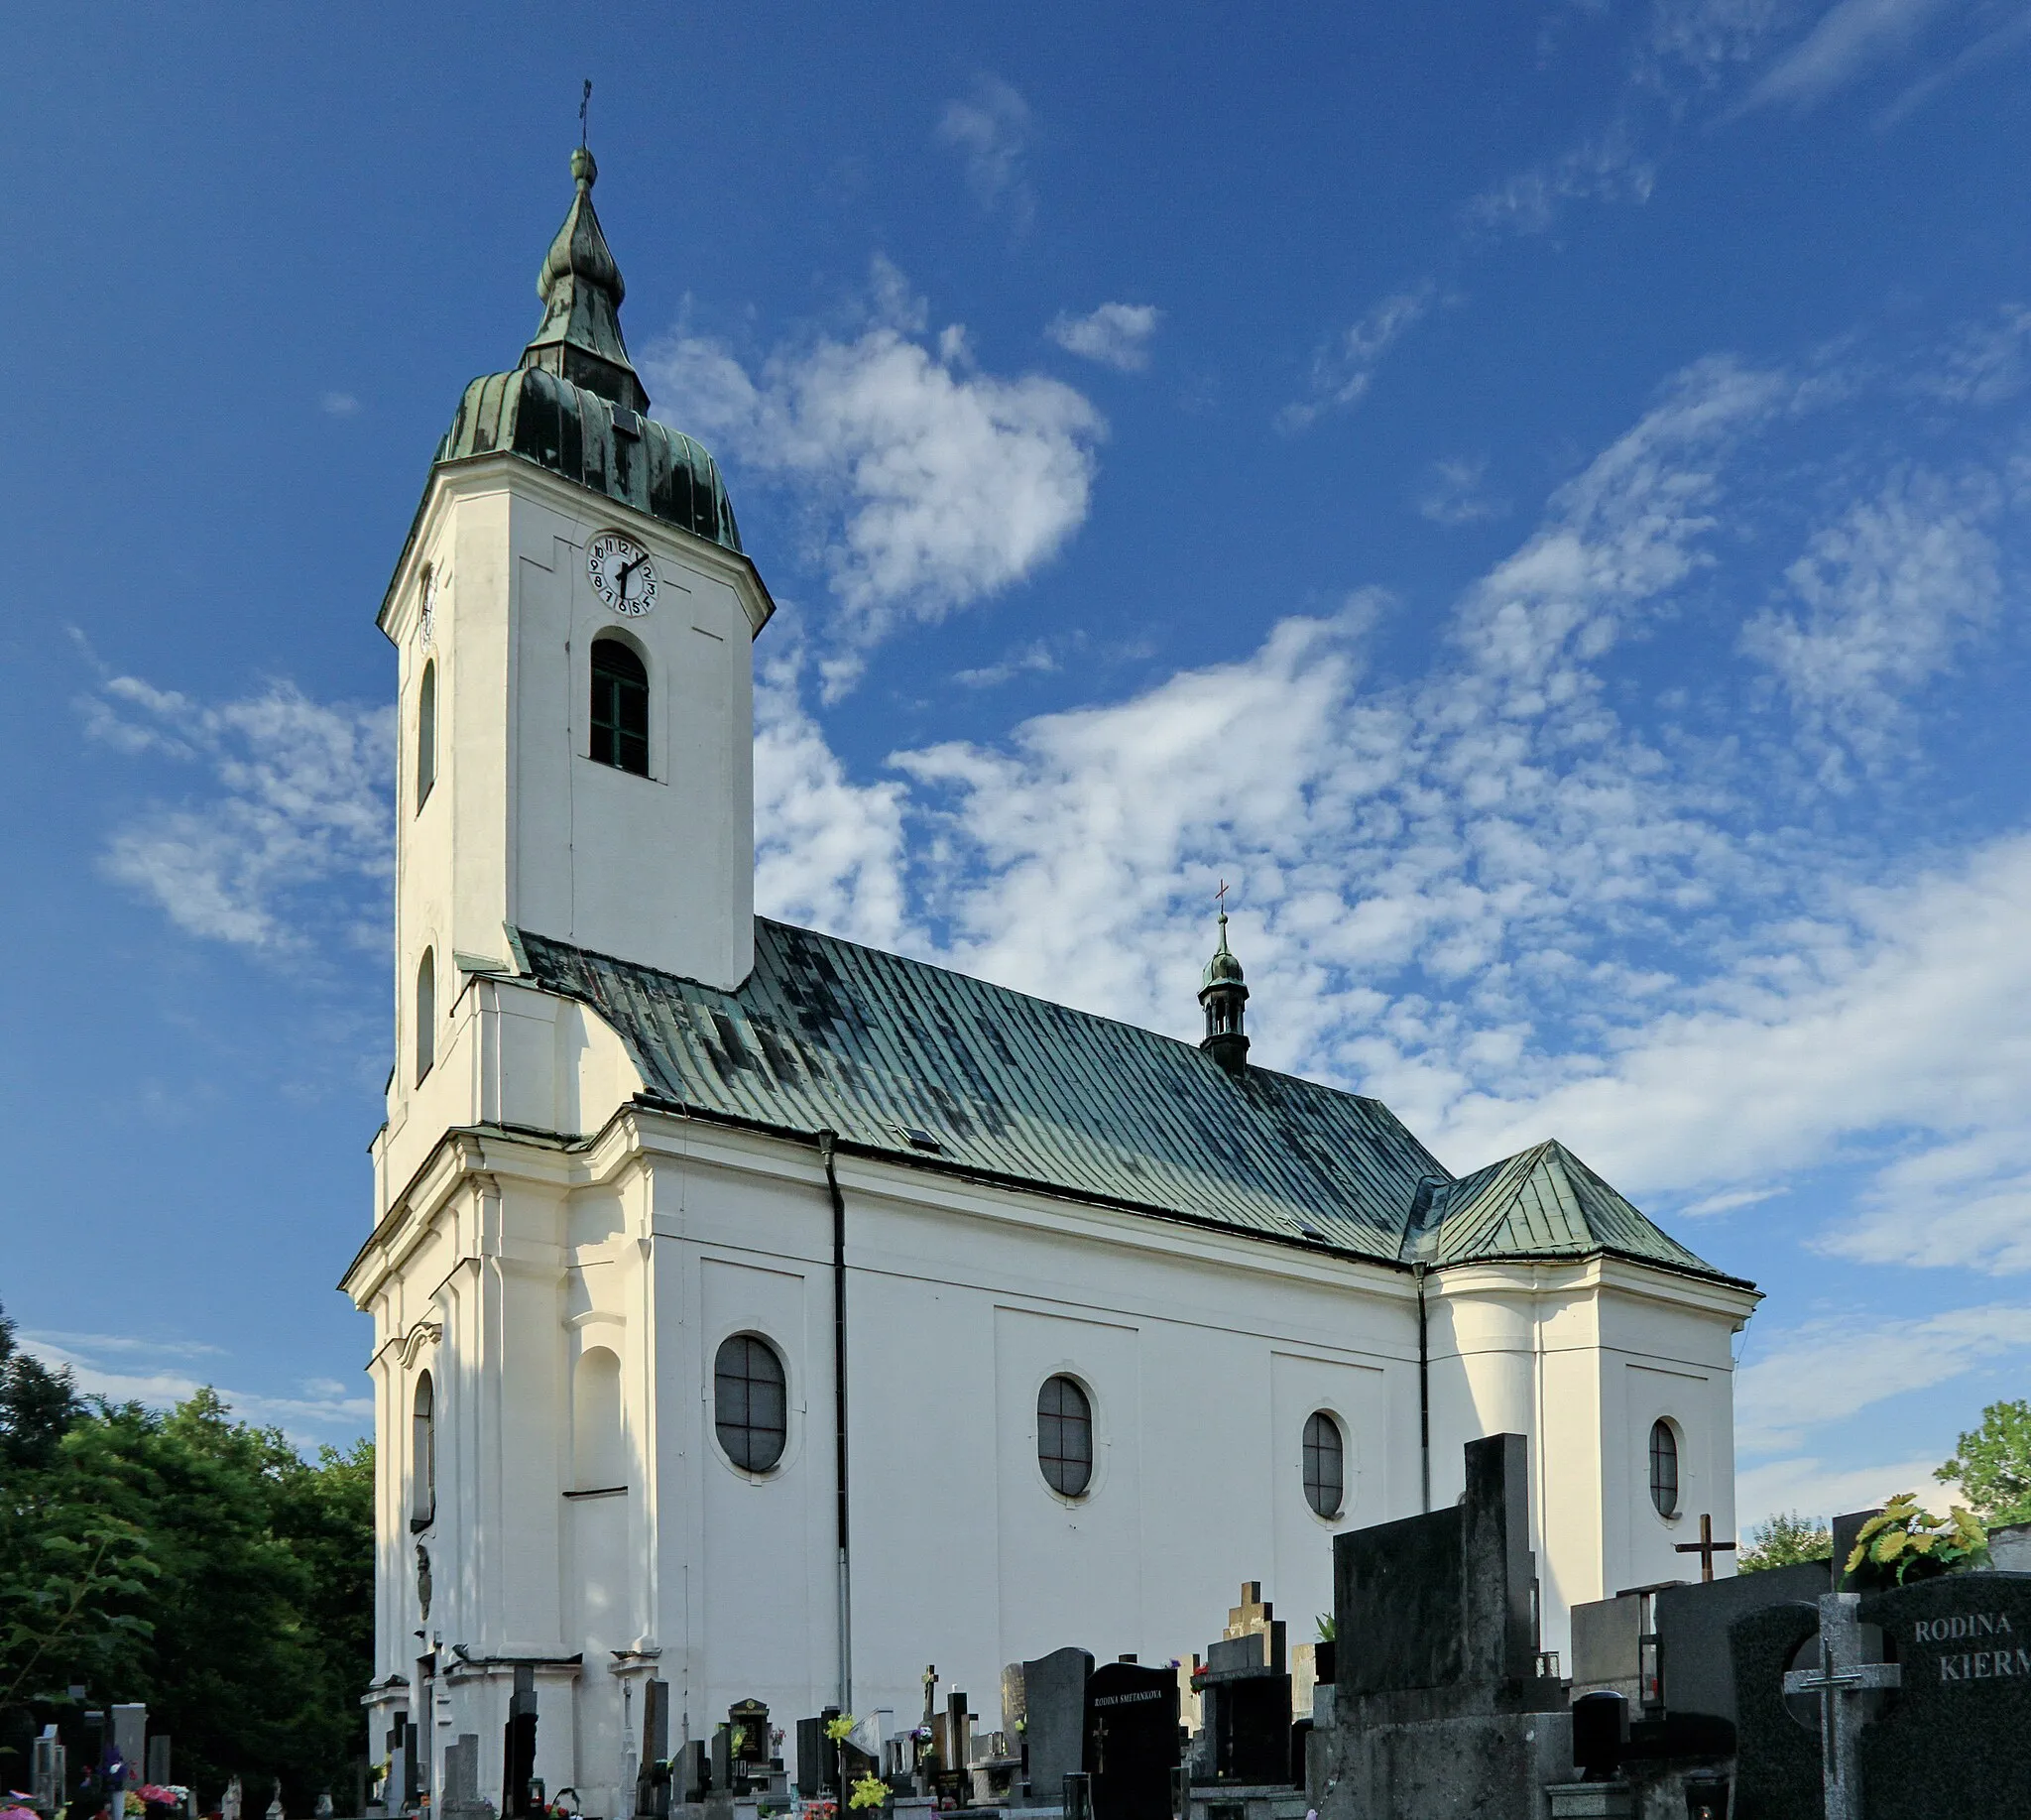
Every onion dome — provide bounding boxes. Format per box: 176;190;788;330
433;148;743;554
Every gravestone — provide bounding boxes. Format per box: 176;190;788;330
1196;1628;1293;1786
635;1680;671;1819
1728;1596;1826;1820
32;1724;66;1814
1085;1661;1179;1820
146;1737;172;1787
1021;1647;1094;1800
728;1698;771;1784
440;1734;488;1820
675;1741;707;1804
502;1667;538;1820
796;1710;840;1797
1858;1570;2031;1818
1314;1434;1568;1820
113;1708;147;1791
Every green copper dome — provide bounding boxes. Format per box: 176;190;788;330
1201;912;1246;990
433;148;743;554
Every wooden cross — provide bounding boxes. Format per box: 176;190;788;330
1673;1512;1737;1583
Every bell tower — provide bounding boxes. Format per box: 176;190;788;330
378;147;774;1089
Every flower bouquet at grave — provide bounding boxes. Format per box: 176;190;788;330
1844;1492;1989;1588
847;1774;888;1814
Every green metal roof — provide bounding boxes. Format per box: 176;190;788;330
430;147;743;555
512;921;1739;1285
1420;1139;1733;1279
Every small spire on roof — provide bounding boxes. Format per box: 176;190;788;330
1199;881;1250;1078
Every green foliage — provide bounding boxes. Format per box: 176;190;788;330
0;1304;83;1473
0;1371;372;1814
1938;1399;2031;1525
1845;1492;1987;1586
1736;1512;1832;1574
847;1773;890;1811
1315;1614;1336;1642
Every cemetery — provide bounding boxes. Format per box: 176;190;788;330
146;1435;1991;1820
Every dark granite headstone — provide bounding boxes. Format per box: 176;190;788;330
502;1667;538;1820
795;1713;840;1798
1021;1647;1094;1798
728;1699;771;1776
1859;1572;2031;1818
1727;1598;1824;1820
1334;1432;1538;1698
1084;1661;1179;1820
1315;1435;1567;1820
1206;1677;1291;1785
710;1725;732;1798
1655;1558;1830;1733
637;1680;671;1819
1570;1692;1626;1780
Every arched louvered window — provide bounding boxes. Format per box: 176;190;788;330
1303;1410;1345;1518
411;1371;436;1530
590;638;650;777
1649;1419;1680;1518
714;1334;787;1473
417;659;437;811
1037;1375;1094;1498
416;948;436;1083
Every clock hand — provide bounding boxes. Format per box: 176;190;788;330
616;553;645;598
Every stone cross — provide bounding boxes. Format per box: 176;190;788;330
1223;1582;1273;1640
1781;1591;1900;1820
921;1665;937;1734
1673;1513;1737;1583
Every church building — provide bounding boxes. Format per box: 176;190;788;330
340;149;1759;1814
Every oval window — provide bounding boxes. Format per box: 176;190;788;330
714;1334;787;1473
1649;1418;1680;1518
1303;1410;1345;1518
1037;1375;1093;1498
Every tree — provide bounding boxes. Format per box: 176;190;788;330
1938;1399;2031;1526
0;1303;81;1472
1;1379;373;1813
1737;1511;1832;1573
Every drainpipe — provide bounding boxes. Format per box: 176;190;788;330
1414;1261;1432;1514
818;1130;853;1712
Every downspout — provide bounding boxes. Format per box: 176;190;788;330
1414;1261;1432;1514
818;1130;853;1713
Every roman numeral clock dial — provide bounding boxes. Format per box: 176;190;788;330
587;532;657;617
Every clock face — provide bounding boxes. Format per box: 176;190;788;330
588;532;658;617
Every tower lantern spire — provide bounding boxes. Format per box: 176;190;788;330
519;140;649;414
1199;886;1251;1078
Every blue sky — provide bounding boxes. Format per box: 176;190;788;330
4;2;2030;1526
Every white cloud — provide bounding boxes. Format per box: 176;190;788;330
1282;283;1440;429
1417;457;1508;526
1046;303;1162;372
653;268;1106;675
1878;7;2031;122
953;640;1060;688
1913;303;2031;406
1740;0;1955;110
80;672;393;949
753;646;915;952
1741;467;2003;784
320;391;360;417
938;75;1035;229
1736;1304;2031;1454
1738;1452;1960;1525
20;1332;371;1445
1461;126;1657;237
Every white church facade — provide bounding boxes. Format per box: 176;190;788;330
340;149;1759;1816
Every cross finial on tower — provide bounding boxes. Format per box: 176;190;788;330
579;78;592;150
